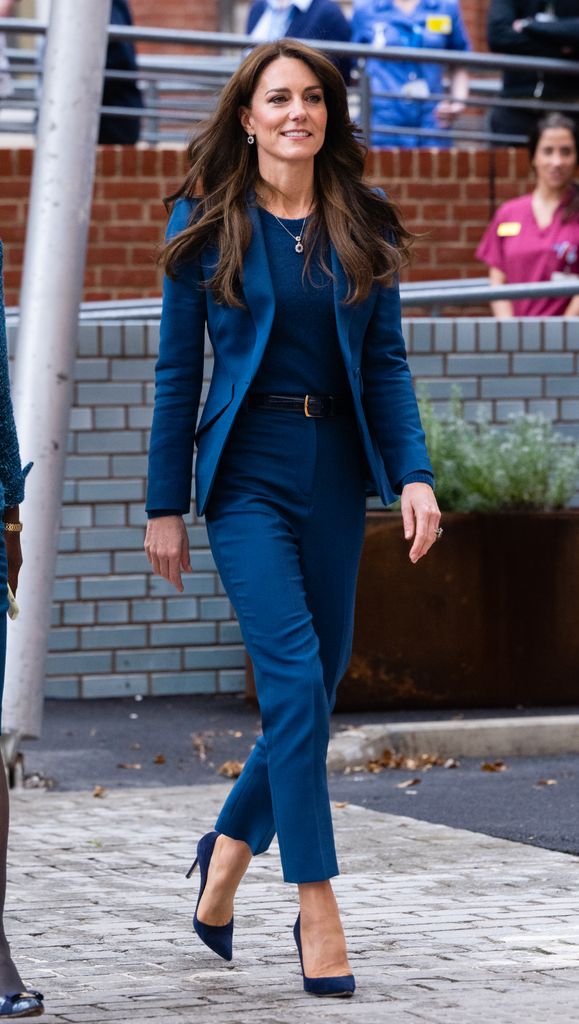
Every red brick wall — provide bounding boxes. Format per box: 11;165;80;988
129;0;219;53
366;147;533;284
460;0;490;55
0;144;533;307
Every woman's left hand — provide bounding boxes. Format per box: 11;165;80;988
401;483;441;564
5;532;22;595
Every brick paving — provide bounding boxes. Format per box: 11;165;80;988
6;783;579;1022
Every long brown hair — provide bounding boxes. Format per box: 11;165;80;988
160;40;412;307
529;112;579;223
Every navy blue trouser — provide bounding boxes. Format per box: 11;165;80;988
205;407;367;883
0;531;8;734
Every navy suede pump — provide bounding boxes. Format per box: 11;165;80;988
293;914;355;997
186;831;233;961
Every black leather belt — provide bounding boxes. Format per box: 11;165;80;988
247;392;351;418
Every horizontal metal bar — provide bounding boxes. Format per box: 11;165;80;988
6;276;578;326
3;19;579;78
400;279;579;306
368;122;527;144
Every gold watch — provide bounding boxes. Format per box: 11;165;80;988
4;522;23;533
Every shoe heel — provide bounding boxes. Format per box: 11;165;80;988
185;856;198;879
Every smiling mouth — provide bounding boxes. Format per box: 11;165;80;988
282;131;312;138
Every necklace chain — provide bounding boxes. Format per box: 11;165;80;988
256;194;311;254
270;211;308;254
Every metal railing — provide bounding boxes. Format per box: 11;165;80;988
5;277;579;326
1;18;579;146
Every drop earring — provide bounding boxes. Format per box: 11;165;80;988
247;134;255;145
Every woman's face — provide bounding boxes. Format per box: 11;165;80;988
240;57;327;171
533;128;578;191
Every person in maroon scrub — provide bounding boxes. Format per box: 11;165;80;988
477;112;579;317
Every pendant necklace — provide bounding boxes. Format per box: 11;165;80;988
257;194;311;253
269;211;308;253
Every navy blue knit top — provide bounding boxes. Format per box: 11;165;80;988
251;208;349;397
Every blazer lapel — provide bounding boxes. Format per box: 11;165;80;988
242;201;276;379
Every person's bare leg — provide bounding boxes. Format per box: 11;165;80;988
297;880;352;978
195;834;253;926
0;758;24;995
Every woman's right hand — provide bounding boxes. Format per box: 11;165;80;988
145;515;192;592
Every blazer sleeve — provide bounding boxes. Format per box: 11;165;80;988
0;243;30;515
361;280;433;493
145;199;207;516
487;0;556;54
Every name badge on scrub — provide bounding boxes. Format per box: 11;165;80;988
497;222;522;237
426;14;452;34
401;78;431;99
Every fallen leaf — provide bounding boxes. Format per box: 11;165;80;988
396;777;421;789
363;748;447;774
444;758;460;769
117;763;142;770
153;754;166;765
333;801;348;808
536;778;557;786
480;760;507;772
93;785;107;798
192;733;211;761
218;760;244;779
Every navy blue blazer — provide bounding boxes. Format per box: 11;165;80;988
146;198;432;518
247;0;352;83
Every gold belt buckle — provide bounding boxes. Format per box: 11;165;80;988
304;394;313;417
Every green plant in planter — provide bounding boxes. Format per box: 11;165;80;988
418;391;579;513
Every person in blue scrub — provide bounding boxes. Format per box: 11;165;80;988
247;0;352;83
352;0;471;147
145;40;441;996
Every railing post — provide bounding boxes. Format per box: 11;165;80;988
3;0;112;739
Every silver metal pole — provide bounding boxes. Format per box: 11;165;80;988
3;0;111;739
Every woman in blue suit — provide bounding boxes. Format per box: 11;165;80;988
0;244;42;1019
145;40;441;996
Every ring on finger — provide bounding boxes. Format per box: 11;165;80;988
435;526;443;540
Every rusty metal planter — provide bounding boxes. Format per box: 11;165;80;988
337;510;579;710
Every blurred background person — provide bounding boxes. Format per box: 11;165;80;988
98;0;143;145
488;0;579;144
351;0;470;148
476;112;579;317
0;241;41;1019
247;0;352;83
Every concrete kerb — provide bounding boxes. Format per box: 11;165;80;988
326;715;579;772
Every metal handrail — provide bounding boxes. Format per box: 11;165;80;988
2;19;578;146
400;278;579;308
5;278;578;326
2;18;579;78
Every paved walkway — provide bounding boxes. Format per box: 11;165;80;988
7;783;579;1023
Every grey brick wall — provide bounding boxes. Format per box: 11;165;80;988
6;316;579;699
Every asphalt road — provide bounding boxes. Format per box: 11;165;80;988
16;694;579;857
